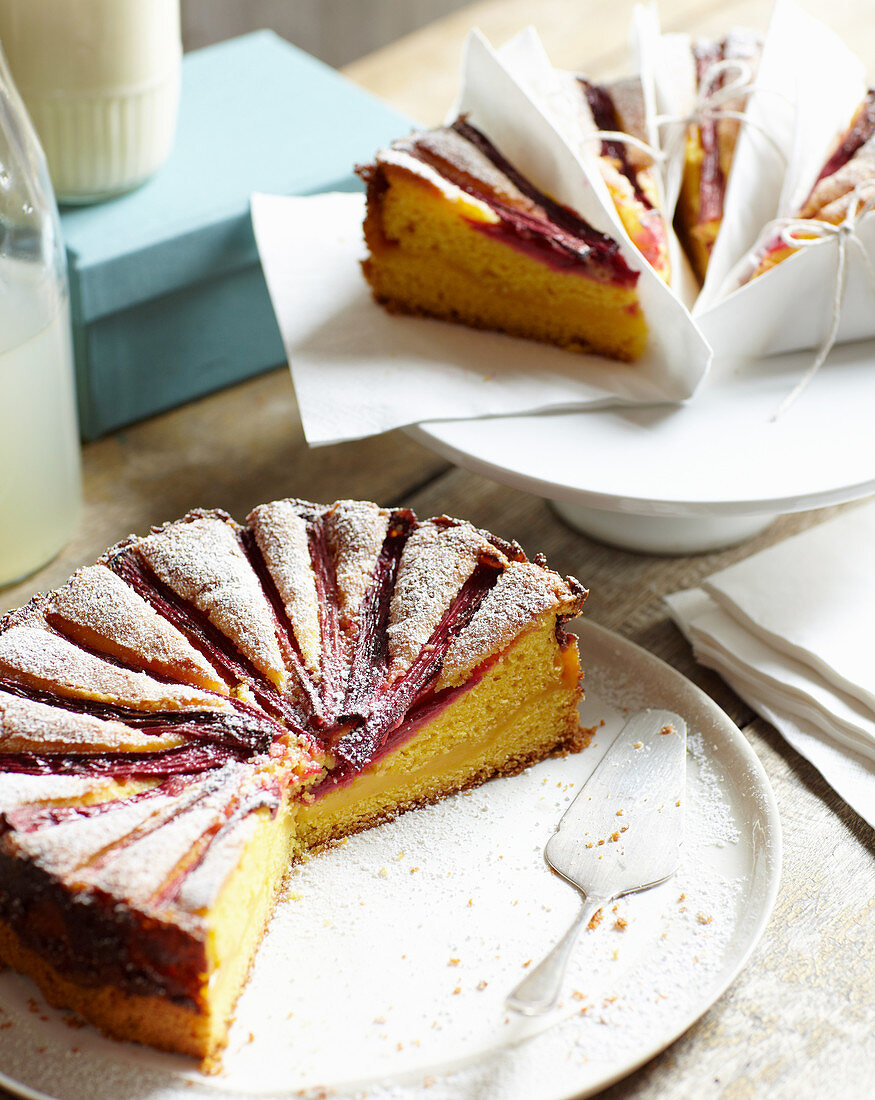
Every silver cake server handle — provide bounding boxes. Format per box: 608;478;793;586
506;893;611;1015
505;708;687;1017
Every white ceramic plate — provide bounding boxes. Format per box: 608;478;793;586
411;341;875;551
0;622;781;1100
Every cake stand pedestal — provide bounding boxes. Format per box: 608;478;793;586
550;502;777;555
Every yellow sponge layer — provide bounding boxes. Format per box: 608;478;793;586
296;616;584;849
364;163;647;362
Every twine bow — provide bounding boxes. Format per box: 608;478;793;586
656;59;759;164
766;183;875;419
656;59;787;207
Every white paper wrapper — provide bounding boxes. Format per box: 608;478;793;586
251;29;711;446
693;0;805;314
495;26;699;310
694;2;871;358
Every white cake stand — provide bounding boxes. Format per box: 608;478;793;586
410;341;875;554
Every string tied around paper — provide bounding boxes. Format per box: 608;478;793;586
762;183;875;419
580;128;665;166
656;58;787;171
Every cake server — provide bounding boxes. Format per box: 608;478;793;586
506;708;687;1015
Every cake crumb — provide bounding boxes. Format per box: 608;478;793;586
586;842;594;849
610;831;620;842
378;866;388;878
571;991;585;1001
476;980;488;991
448;958;460;966
697;912;713;925
424;1077;436;1088
597;838;605;846
373;1016;386;1025
678;893;686;902
661;724;677;735
452;987;461;995
587;908;604;931
614;917;628;930
633;741;643;749
616;809;624;816
522;959;532;968
467;899;473;906
410;866;419;874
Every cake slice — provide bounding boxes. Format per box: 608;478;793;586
0;499;587;1063
578;76;671;282
675;31;763;282
359;118;647;361
749;89;875;279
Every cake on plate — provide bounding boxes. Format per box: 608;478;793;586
0;499;587;1062
578;75;671;282
749;88;875;278
358;118;647;362
675;31;763;282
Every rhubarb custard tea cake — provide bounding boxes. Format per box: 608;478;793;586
358;118;648;362
0;498;587;1062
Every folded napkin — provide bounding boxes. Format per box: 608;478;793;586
666;501;875;829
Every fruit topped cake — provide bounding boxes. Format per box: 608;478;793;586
0;499;587;1062
578;76;671;282
675;31;763;282
358;117;648;362
749;88;875;279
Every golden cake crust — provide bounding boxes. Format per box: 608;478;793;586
0;498;587;1063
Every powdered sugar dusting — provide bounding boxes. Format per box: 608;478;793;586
177;812;259;915
387;522;503;678
138;517;288;689
0;772;115;810
7;797;174;878
324;499;391;625
0;692;183;754
438;561;582;688
249;501;321;678
47;565;224;691
0;624;224;713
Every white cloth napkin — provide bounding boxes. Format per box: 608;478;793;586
665;501;875;828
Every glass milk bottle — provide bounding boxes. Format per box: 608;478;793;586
0;44;81;586
0;0;181;203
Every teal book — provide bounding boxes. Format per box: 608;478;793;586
59;31;411;439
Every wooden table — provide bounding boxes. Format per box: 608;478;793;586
2;1;873;1096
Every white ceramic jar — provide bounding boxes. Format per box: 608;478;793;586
0;0;181;203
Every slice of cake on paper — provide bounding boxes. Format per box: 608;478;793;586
358;118;647;362
577;76;671;283
750;89;875;279
675;31;763;283
0;498;587;1063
